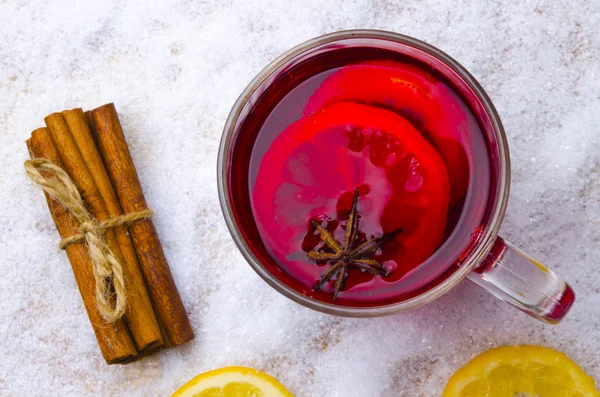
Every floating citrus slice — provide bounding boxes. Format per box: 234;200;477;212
252;102;450;285
442;345;600;397
304;62;471;206
172;366;294;397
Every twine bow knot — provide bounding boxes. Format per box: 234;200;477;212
24;158;153;323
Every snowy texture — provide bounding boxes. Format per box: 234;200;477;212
1;0;600;396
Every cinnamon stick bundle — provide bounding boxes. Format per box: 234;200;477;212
25;104;193;364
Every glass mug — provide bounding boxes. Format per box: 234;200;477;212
217;30;575;324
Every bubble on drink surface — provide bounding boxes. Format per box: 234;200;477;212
383;260;398;272
405;174;423;192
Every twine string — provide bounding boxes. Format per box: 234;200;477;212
24;158;152;323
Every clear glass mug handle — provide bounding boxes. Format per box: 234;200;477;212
468;237;575;324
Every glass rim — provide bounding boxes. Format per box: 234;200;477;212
217;29;511;317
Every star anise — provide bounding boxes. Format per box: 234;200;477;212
307;188;403;299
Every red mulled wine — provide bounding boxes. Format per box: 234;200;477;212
229;47;491;306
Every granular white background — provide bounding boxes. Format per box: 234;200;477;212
1;0;599;395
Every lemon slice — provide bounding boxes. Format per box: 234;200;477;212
172;366;294;397
442;345;600;397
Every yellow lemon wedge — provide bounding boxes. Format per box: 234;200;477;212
172;366;294;397
442;345;600;397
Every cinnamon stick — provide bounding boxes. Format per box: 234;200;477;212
89;104;194;346
60;108;164;351
27;128;137;364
